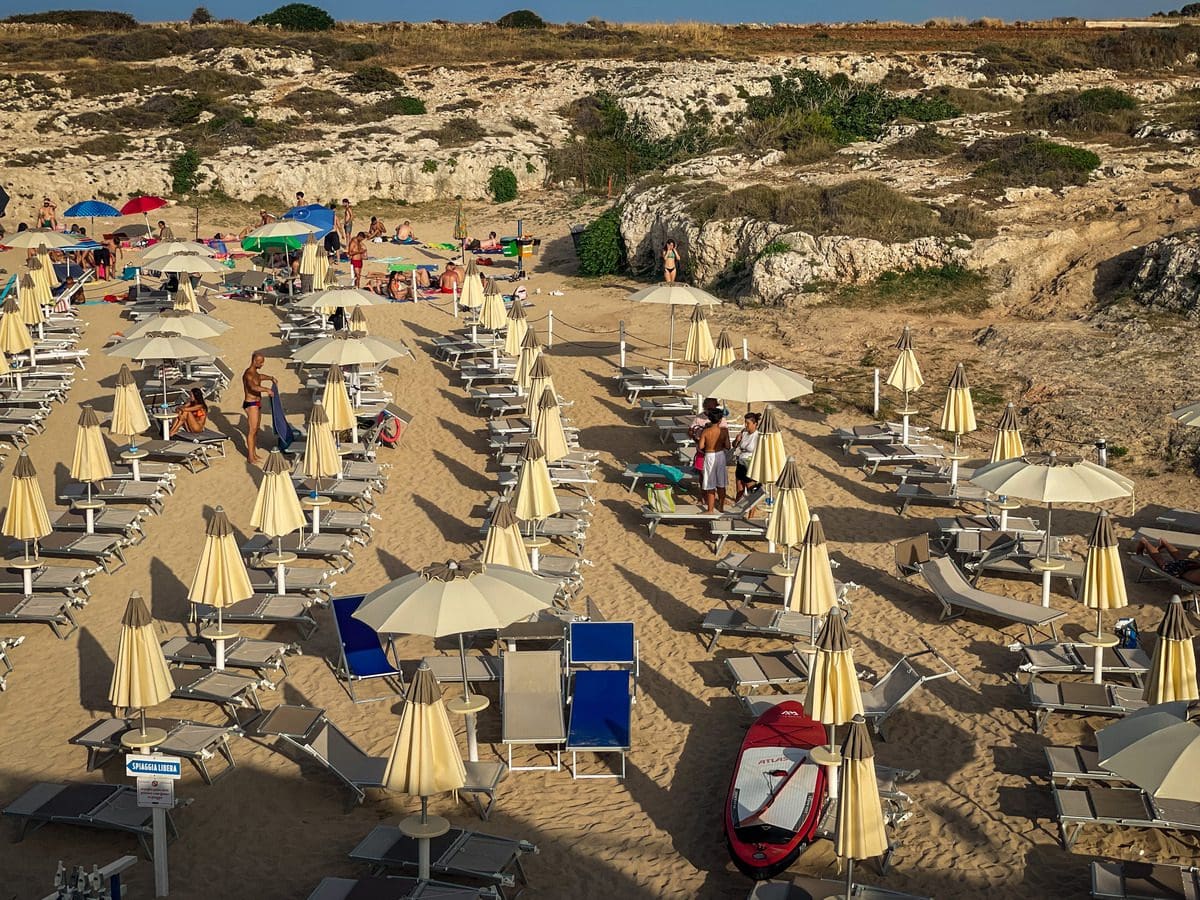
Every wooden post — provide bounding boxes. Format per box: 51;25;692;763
619;320;626;368
873;368;880;417
547;310;554;348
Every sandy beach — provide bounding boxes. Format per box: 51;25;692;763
0;197;1194;900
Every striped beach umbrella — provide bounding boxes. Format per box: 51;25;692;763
990;403;1025;463
1145;596;1199;704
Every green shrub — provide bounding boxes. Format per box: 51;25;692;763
415;117;486;147
346;65;402;92
4;9;138;28
283;87;346;114
421;159;438;173
830;264;990;313
576;207;625;276
169;148;202;193
76;133;127;155
968;134;1101;189
496;9;546;28
488;166;518;202
922;85;1012;114
371;93;425;117
1022;87;1140;134
189;6;213;24
251;3;334;31
937;199;996;238
888;125;959;159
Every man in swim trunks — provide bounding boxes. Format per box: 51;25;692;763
340;199;354;242
38;197;56;230
697;407;730;513
395;220;414;242
439;261;462;292
242;352;275;464
348;232;366;287
1132;536;1200;583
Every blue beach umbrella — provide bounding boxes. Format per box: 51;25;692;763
64;200;121;235
282;204;334;240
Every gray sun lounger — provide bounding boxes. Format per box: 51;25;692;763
70;717;239;784
502;649;565;771
1090;859;1200;900
895;481;990;515
135;439;212;472
960;532;1084;597
169;667;266;719
750;877;930;900
58;481;165;514
1053;783;1200;850
163;428;227;457
0;593;79;638
1027;678;1147;733
1155;509;1200;533
9;532;127;573
305;509;377;544
161;635;298;676
1014;641;1151;684
292;477;376;512
0;563;91;598
725;649;810;694
241;532;355;569
193;593;319;639
701;608;819;651
308;876;500;899
50;506;146;543
249;566;335;600
350;824;537;895
896;536;1065;642
1126;552;1200;603
1134;526;1200;553
857;443;944;476
710;516;769;554
1044;746;1127;787
643;486;765;536
3;782;179;860
728;573;852;604
833;422;929;452
933;514;1041;537
422;654;502;684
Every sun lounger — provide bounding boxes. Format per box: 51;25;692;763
728;572;853;604
292;476;376;512
242;532;355;569
1044;746;1126;787
621;461;695;494
624;378;688;403
701;608;819;651
194;593;318;639
565;669;633;779
50;506;145;542
1154;508;1200;533
642;486;764;536
502;649;565;771
725;649;810;694
0;593;79;638
1090;859;1200;900
70;717;239;784
637;396;694;421
1126;552;1200;603
248;566;335;600
1027;678;1147;733
349;824;537;894
856;443;944;476
307;876;500;899
306;509;377;544
58;480;165;514
169;667;266;719
710;516;769;553
1014;641;1151;684
895;536;1065;642
959;532;1084;597
1053;783;1200;850
331;595;405;702
833;422;930;452
0;563;91;599
1134;526;1200;553
9;532;127;573
3;782;178;860
749;876;930;900
163;428;227;457
251;704;385;803
134;439;212;472
895;481;990;515
422;654;502;684
161;635;297;676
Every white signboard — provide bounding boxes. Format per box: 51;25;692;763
136;777;175;809
126;754;182;779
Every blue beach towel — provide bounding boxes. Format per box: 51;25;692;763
271;382;299;450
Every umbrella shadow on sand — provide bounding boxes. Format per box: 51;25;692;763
435;415;485;453
431;448;492;493
149;555;190;624
375;547;415;581
411;494;478;547
76;626;113;712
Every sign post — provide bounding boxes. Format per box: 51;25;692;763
126;754;181;897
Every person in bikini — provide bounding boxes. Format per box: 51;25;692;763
242;352;275;464
37;198;57;230
662;239;680;283
1132;536;1200;584
169;387;209;436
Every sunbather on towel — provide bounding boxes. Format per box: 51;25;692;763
439;261;462;292
393;220;416;243
1133;536;1200;582
367;216;387;241
480;231;501;252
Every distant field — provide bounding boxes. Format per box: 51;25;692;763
0;20;1196;71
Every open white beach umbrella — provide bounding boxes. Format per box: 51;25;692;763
293;332;410;367
628;282;720;378
111;364;150;447
481;500;533;573
125;309;229;341
461;258;484;310
1144;596;1199;704
148;252;229;275
107;332;218;409
244;221;319;242
5;229;77;250
746;405;787;486
713;329;736;368
683;304;715;371
108;591;174;745
479;278;507;331
1097;702;1200;803
293;287;388;310
141;240;215;262
504;294;528;358
687;359;813;408
836;716;891;897
535;388;572;464
991;403;1026;463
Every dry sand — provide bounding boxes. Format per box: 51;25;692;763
0;197;1194;899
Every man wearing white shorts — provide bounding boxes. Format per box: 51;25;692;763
697;408;730;513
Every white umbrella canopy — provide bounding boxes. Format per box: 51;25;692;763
515;327;541;391
107;332;218;362
4;229;78;250
1097;701;1200;802
108;591;174;719
124;309;229;341
244;221;319;240
535;388;572;464
686;359;813;407
292;287;390;310
147;252;229;275
629;283;720;377
292;332;410;367
140;240;215;262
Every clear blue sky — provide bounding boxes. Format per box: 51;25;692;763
2;1;1173;25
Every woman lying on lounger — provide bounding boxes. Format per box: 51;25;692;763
1132;536;1200;583
169;388;209;437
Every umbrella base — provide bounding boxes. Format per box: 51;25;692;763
121;727;168;750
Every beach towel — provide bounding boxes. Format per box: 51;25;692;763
427;242;458;251
270;382;299;451
634;462;686;485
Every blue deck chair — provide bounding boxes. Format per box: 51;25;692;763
567;621;638;678
330;595;405;703
566;670;633;779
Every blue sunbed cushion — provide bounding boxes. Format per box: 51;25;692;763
567;670;631;751
332;595;398;679
569;621;635;666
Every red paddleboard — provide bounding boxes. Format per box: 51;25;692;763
726;700;828;880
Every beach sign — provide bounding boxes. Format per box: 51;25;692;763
126;754;182;779
136;777;175;809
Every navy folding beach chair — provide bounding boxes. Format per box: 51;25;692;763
565;621;637;778
330;595;405;703
567;621;638;678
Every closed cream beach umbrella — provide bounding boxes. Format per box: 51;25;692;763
1145;596;1199;704
504;294;528;357
349;306;368;335
313;242;330;288
514;438;561;534
627;281;720;378
33;246;59;290
188;506;253;668
886;325;923;442
111;364;151;447
535;388;572;464
515;326;541;392
481;500;533;573
173;277;199;313
299;233;319;278
939;362;976;485
479;278;507;331
3;452;51;570
71;405;114;511
713;329;736;368
525;355;557;420
805;606;864;757
0;297;34;356
322;365;357;436
304;404;342;484
835;716;891;898
1097;702;1200;803
991;402;1025;463
686;359;813;409
19;272;47;332
461;258;484;310
125;309;229;341
1081;510;1129;683
251;449;306;541
766;458;811;560
683;304;715;371
746;405;787;486
786;515;839;646
108;591;174;747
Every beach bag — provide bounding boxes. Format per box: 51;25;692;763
647;483;675;513
693;450;705;472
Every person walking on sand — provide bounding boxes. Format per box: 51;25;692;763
242;352;275;464
697;407;730;513
340;198;354;243
348;232;367;288
662;239;680;283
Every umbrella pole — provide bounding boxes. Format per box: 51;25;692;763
667;306;676;380
458;633;472;704
900;391;911;444
846;858;854;899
